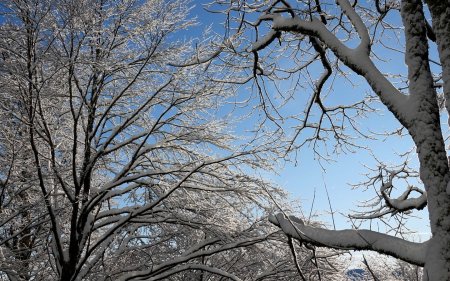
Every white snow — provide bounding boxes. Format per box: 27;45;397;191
269;213;428;266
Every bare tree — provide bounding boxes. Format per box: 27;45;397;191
210;0;450;280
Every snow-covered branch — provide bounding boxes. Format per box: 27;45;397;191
351;163;428;220
269;213;427;266
382;185;427;212
143;264;243;281
252;5;412;127
116;235;270;281
336;0;370;54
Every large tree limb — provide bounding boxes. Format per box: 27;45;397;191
401;0;435;100
269;213;427;266
426;1;450;128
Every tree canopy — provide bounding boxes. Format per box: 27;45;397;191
1;0;450;281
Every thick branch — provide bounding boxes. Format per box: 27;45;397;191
382;186;427;212
269;213;427;266
401;0;435;100
336;0;370;54
426;1;450;128
253;13;411;127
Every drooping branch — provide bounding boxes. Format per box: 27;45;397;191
139;264;244;281
116;235;270;281
269;213;428;266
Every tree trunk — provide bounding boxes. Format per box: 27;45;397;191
60;263;77;281
411;122;450;280
420;2;450;280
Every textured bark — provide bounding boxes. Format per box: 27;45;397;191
401;1;450;280
426;1;450;126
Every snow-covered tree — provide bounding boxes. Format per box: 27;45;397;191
0;0;350;280
210;0;450;280
376;256;423;281
0;0;276;279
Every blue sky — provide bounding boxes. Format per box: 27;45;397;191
188;0;434;241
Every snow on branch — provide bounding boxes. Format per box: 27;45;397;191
336;0;370;54
269;213;427;266
381;184;427;212
168;46;225;67
168;35;241;67
251;2;412;128
350;163;427;220
117;235;269;281
143;264;243;281
400;0;435;100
